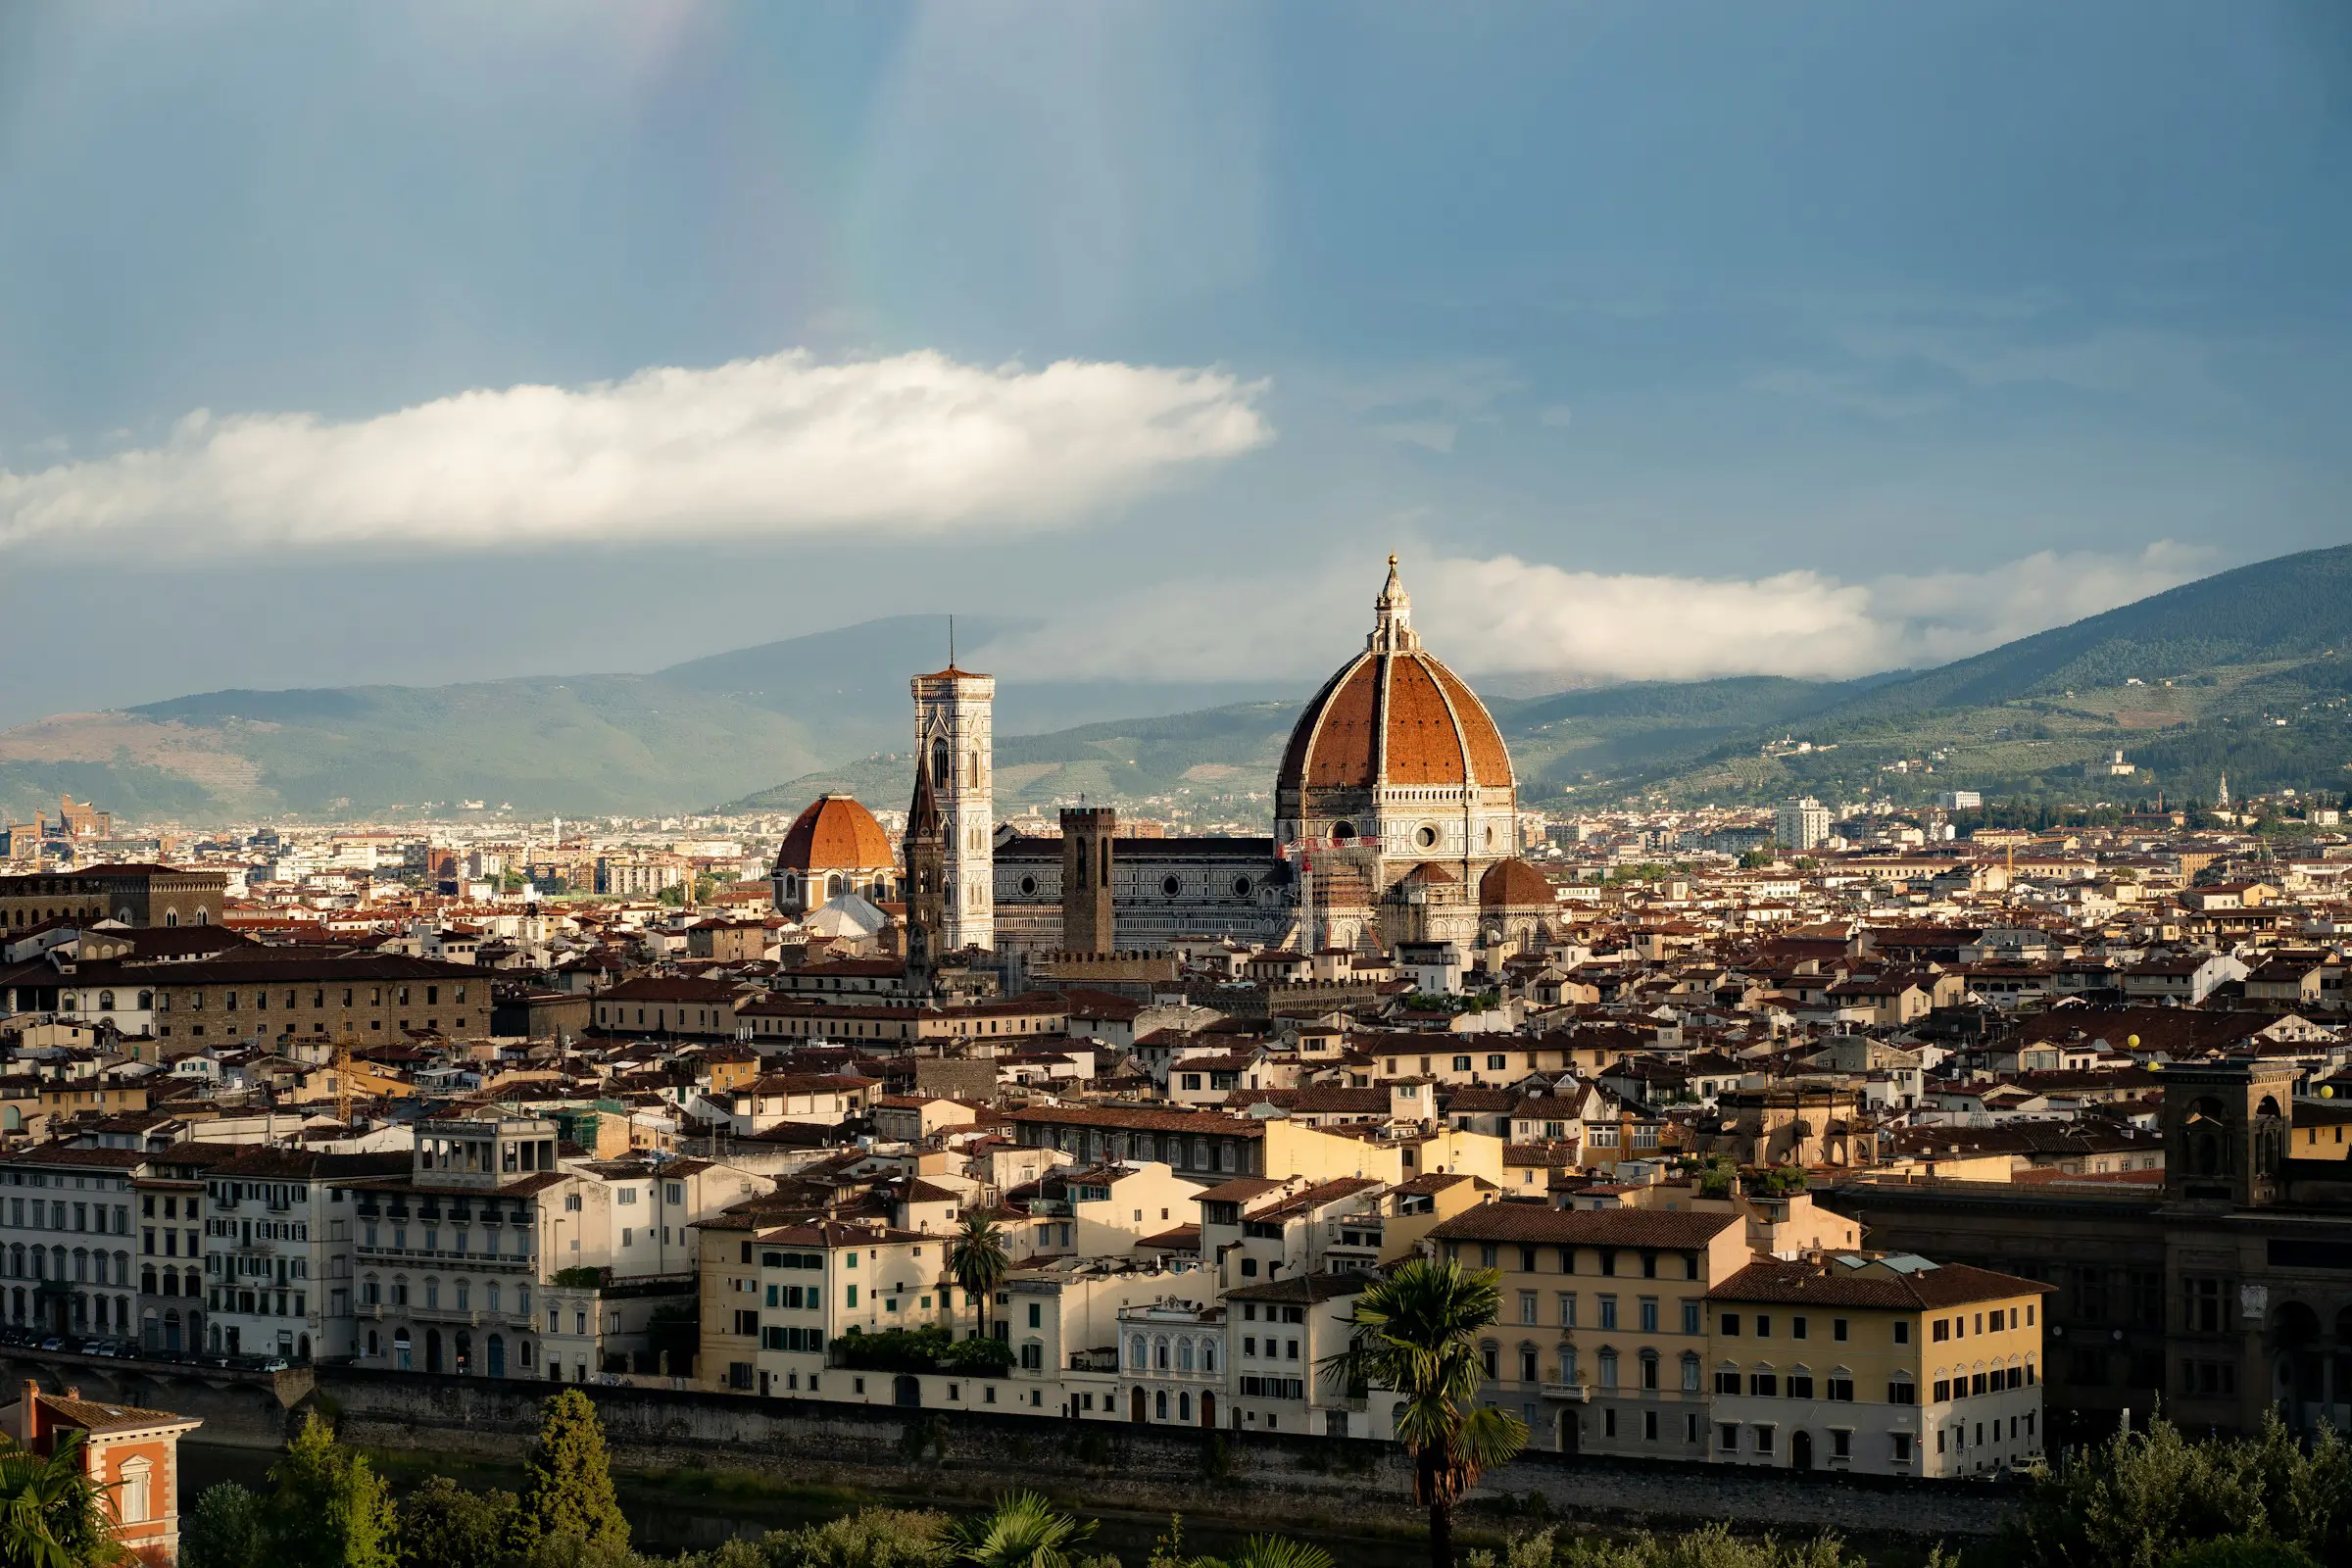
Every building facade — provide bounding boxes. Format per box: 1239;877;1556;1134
912;664;995;951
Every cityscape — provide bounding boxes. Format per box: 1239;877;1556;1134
1;7;2347;1568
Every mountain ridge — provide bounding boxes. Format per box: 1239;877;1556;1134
3;543;2346;822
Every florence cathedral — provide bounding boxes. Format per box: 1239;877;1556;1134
775;558;1558;966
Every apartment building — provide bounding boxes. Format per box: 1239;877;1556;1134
137;955;487;1049
200;1147;407;1360
1426;1203;1752;1459
0;1146;141;1339
697;1215;950;1396
1706;1253;2048;1477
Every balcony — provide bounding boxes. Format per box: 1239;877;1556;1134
1540;1382;1592;1401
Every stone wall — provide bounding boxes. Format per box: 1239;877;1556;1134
311;1370;2020;1542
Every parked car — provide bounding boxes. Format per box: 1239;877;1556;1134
36;1337;65;1352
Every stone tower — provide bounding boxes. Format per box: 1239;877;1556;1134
903;743;946;992
911;662;995;951
1059;807;1117;955
2164;1059;2293;1208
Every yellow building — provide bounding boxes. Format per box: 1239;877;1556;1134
1706;1253;2050;1478
1428;1203;1751;1459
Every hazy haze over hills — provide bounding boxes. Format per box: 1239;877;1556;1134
0;543;2344;824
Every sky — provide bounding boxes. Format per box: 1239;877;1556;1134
1;1;2348;726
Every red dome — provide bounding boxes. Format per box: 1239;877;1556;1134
1278;557;1514;796
1277;647;1514;793
772;794;895;874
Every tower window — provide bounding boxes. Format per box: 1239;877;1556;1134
1018;876;1037;896
1163;876;1182;897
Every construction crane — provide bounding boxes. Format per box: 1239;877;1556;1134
333;1038;354;1126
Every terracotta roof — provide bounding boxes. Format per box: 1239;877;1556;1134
1275;648;1516;794
1429;1202;1740;1250
30;1391;201;1436
1480;858;1554;908
1710;1257;2054;1310
773;795;896;874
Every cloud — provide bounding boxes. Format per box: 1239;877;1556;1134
0;350;1270;555
976;543;2215;686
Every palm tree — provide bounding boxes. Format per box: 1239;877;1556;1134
951;1492;1094;1568
1217;1539;1336;1568
0;1433;122;1568
949;1211;1011;1342
1318;1258;1527;1568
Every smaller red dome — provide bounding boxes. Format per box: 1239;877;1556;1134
1479;858;1554;908
773;794;895;874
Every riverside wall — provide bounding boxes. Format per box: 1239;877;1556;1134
301;1369;2020;1543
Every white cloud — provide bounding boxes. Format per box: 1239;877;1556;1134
976;543;2214;687
0;350;1269;555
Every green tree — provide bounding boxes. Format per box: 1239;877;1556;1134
1317;1258;1528;1568
0;1432;122;1568
181;1482;269;1568
395;1476;518;1568
269;1413;398;1568
2007;1412;2352;1567
516;1390;629;1555
2166;1542;2319;1568
765;1508;956;1568
950;1493;1094;1568
949;1213;1012;1341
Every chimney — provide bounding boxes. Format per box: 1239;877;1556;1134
20;1380;37;1445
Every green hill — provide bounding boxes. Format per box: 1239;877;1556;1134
4;543;2346;824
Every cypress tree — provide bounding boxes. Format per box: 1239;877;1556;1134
515;1389;629;1551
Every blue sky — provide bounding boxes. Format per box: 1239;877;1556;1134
1;2;2346;723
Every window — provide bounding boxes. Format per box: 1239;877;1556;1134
2185;1277;2228;1335
1788;1372;1814;1399
1887;1377;1916;1405
1893;1320;1911;1346
1721;1312;1740;1337
1827;1373;1853;1402
1640;1351;1658;1391
1714;1369;1741;1396
1935;1317;1951;1343
1718;1423;1739;1454
1682;1300;1702;1336
1519;1291;1538;1325
1749;1371;1777;1397
1681;1353;1700;1393
1832;1317;1848;1343
1640;1298;1659;1333
118;1459;150;1524
1791;1315;1807;1341
1598;1296;1618;1330
1890;1433;1913;1465
1558;1293;1576;1328
1831;1429;1851;1460
1753;1425;1775;1454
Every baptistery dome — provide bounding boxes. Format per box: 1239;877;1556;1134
1275;558;1518;914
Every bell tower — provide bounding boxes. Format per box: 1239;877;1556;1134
2163;1059;2293;1208
904;742;946;993
1060;807;1116;955
911;661;995;951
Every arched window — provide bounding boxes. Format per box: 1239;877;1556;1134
1130;1334;1147;1370
136;991;152;1010
1681;1352;1701;1393
193;908;208;925
117;1457;151;1525
1178;1339;1195;1372
1154;1336;1170;1370
98;992;115;1011
1154;1390;1168;1421
1201;1342;1217;1374
932;737;951;788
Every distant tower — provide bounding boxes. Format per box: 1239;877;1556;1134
912;660;995;951
2217;774;2231;810
1060;807;1117;955
904;745;946;992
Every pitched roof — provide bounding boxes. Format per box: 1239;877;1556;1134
1710;1256;2053;1310
1428;1203;1740;1250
